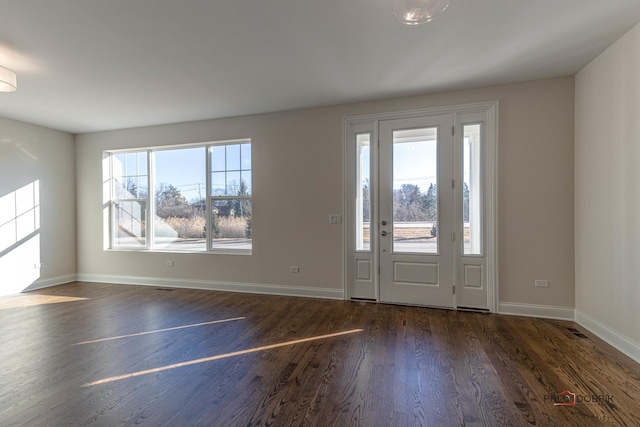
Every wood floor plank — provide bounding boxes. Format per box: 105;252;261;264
1;282;639;426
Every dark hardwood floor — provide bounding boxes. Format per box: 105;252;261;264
1;282;638;426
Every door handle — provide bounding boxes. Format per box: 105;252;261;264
381;230;387;236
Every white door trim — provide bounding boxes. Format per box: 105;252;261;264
344;101;499;312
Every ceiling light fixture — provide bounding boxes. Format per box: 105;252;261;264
0;65;17;92
393;0;453;25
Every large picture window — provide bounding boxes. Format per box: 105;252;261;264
106;140;252;253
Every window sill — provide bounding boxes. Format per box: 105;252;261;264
105;248;252;256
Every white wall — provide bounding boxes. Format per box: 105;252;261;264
0;116;76;296
575;22;640;360
76;77;575;309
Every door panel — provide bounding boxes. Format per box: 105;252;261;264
379;115;454;307
393;262;439;284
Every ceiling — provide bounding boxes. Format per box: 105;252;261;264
1;0;640;134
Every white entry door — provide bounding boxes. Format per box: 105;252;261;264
345;104;497;310
378;115;454;307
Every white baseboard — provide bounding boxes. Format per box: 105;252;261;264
75;274;345;300
498;302;575;321
575;310;640;364
22;274;77;292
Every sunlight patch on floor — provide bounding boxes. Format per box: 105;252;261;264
74;317;246;345
0;294;88;309
83;328;364;387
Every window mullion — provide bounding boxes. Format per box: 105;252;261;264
224;145;228;197
206;145;212;252
109;154;115;249
147;150;154;250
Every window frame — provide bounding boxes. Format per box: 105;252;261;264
106;139;252;254
110;150;150;249
206;141;252;253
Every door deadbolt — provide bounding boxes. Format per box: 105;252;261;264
381;220;387;225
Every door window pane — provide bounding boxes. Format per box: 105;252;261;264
392;127;438;253
463;124;482;255
356;133;371;251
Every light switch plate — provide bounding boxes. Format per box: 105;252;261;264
329;215;342;224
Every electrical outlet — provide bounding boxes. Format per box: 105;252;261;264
166;261;175;267
34;263;43;269
535;280;549;288
290;266;300;273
